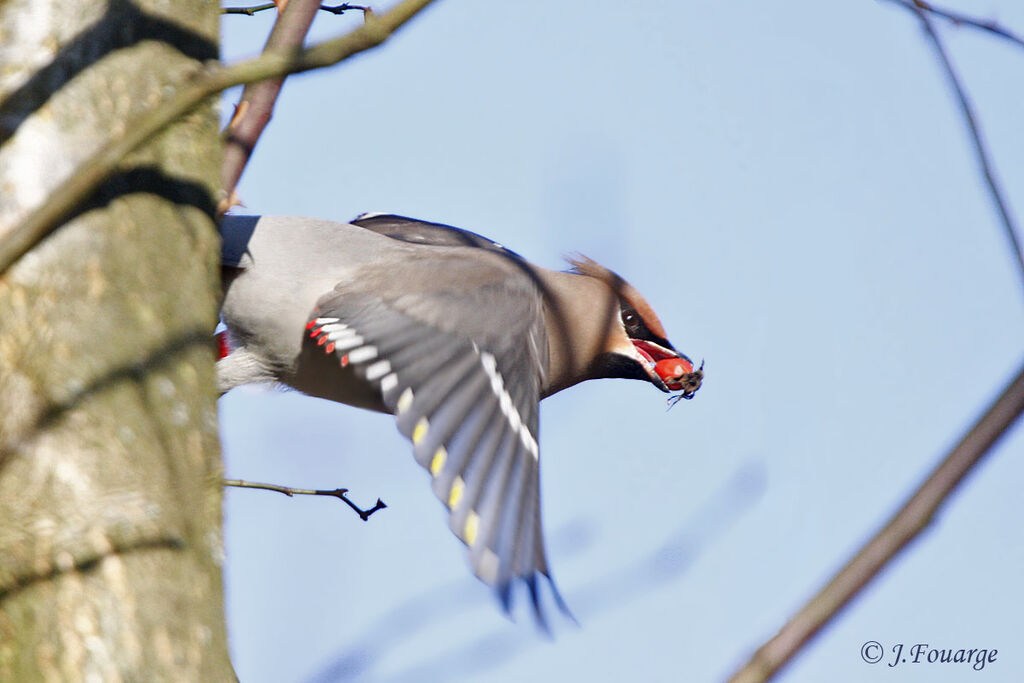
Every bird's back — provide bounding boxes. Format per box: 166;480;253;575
219;214;544;409
220;216;396;386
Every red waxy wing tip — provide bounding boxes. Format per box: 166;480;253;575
216;331;230;360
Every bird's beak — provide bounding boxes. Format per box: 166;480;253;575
630;339;704;399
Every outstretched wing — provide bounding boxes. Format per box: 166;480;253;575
304;254;566;622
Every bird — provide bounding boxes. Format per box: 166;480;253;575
217;212;703;625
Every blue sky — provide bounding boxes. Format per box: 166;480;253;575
218;2;1024;681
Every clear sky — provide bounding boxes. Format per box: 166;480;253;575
218;2;1024;682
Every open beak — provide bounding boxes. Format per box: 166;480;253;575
630;339;704;399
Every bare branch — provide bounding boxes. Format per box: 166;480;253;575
0;0;437;276
881;0;1024;298
223;3;277;14
224;478;387;521
728;360;1024;683
223;3;369;16
220;0;324;213
911;0;1024;51
219;0;374;210
321;4;371;15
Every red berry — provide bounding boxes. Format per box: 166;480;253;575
655;357;693;382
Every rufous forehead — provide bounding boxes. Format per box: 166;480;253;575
566;255;668;339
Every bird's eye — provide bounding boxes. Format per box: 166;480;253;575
622;309;642;335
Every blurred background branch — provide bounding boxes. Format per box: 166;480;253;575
730;361;1024;682
907;0;1024;49
884;0;1024;298
728;3;1024;680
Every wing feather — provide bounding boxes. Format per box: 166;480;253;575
302;241;567;621
430;393;499;500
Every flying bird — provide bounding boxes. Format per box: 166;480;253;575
217;213;703;624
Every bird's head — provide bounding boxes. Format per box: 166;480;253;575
539;255;703;400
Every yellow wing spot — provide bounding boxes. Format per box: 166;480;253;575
396;387;414;414
464;511;480;546
412;417;429;445
430;446;447;476
448;476;465;509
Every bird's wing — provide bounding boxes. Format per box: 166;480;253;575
305;254;566;622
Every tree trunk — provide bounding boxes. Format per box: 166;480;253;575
0;1;233;679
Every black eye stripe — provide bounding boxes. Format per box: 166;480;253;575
620;302;674;350
620;304;644;334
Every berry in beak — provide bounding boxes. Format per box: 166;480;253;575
629;339;703;400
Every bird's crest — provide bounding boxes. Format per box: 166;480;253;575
566;255;668;339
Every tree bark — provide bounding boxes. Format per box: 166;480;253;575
0;1;233;679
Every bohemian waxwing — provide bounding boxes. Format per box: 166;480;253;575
218;213;703;624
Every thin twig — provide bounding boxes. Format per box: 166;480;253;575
222;3;369;16
224;478;387;521
220;0;325;213
321;4;371;15
911;0;1024;51
728;360;1024;682
883;0;1024;299
223;3;276;14
0;0;437;276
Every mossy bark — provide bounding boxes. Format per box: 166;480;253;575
0;1;233;679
